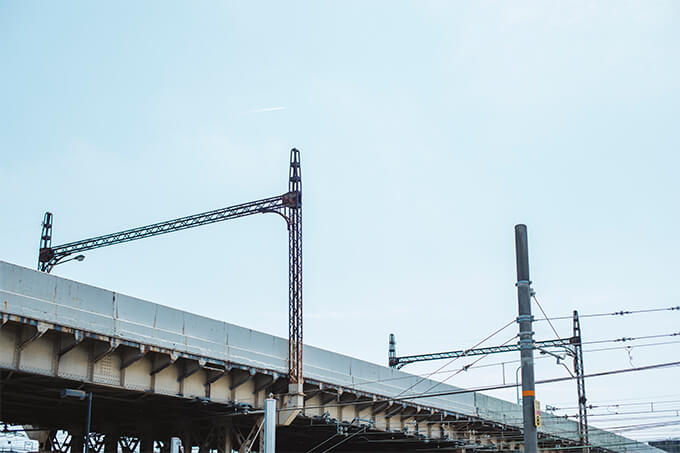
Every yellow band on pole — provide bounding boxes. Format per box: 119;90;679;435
522;390;535;397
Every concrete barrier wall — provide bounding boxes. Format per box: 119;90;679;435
0;261;660;452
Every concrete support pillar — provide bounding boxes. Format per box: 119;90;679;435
104;432;119;452
183;432;192;453
222;423;233;453
139;434;154;453
70;431;84;453
158;439;170;453
39;429;55;452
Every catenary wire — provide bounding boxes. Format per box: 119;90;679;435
534;305;680;322
532;295;562;339
417;334;518;396
346;339;680;391
294;360;680;412
551;398;680;411
581;331;680;346
391;318;516;398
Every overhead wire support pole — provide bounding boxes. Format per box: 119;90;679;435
287;148;303;386
515;224;538;453
573;310;589;453
389;337;575;369
36;149;304;386
387;228;591;453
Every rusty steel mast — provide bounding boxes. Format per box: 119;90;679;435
37;148;304;385
287;149;303;385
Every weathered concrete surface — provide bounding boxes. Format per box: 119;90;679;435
0;261;661;453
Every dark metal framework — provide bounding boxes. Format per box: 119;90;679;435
388;337;575;369
573;310;589;452
287;149;303;384
389;313;589;451
37;149;304;384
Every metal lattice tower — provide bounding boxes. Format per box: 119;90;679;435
389;309;591;453
37;149;304;384
573;310;589;452
287;148;303;384
38;212;53;272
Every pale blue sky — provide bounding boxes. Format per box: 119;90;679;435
2;1;679;441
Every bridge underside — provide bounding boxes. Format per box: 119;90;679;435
0;369;505;452
0;259;605;453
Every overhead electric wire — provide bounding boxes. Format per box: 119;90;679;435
400;360;680;402
418;334;518;396
551;398;680;412
533;295;562;340
356;418;680;441
535;438;674;452
547;391;680;412
421;415;680;431
582;331;680;346
304;302;680;450
561;409;680;419
119;338;678;411
606;419;680;433
534;305;680;322
304;426;368;453
296;360;680;412
434;413;680;433
347;339;680;392
391;318;516;398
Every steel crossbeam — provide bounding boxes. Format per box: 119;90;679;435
389;337;575;369
37;149;304;384
38;195;288;268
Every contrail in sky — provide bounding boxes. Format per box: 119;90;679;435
247;106;286;113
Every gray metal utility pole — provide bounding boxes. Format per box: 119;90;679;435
515;224;538;453
264;396;276;453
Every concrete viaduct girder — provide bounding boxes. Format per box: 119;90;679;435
0;261;662;453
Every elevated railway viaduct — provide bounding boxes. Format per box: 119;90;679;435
0;261;660;453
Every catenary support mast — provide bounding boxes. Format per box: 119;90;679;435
515;224;538;453
287;148;303;384
573;310;589;452
37;149;304;384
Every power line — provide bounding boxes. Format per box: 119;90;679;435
534;305;680;322
552;398;680;412
402;360;680;402
546;391;680;412
391;319;516;398
608;419;680;433
298;360;680;411
348;339;680;392
561;409;680;419
304;426;368;453
582;331;680;346
533;295;562;339
417;334;518;396
366;418;680;440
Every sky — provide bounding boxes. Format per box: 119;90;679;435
1;0;679;443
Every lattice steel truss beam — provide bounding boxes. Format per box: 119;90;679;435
38;195;290;272
389;337;576;369
37;149;304;384
287;148;303;384
389;314;589;452
573;310;589;452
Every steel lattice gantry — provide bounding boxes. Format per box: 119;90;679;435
388;337;577;369
287;149;303;385
389;311;590;453
37;148;304;384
